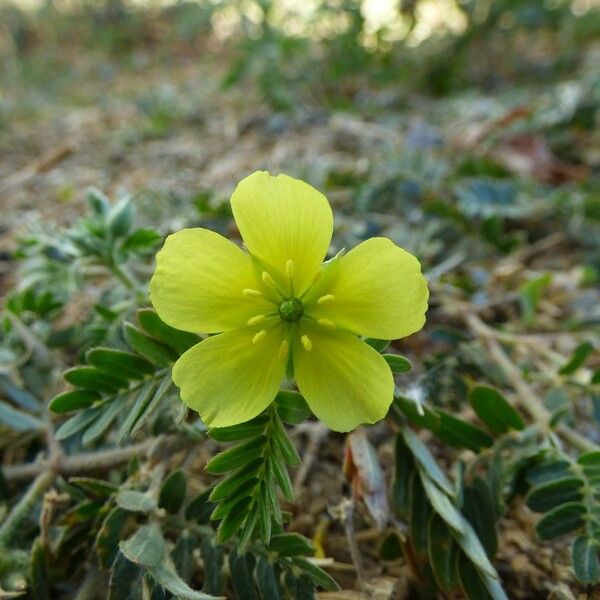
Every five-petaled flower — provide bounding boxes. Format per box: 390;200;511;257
150;171;428;432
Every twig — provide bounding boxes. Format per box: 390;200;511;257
0;469;56;547
293;422;329;489
3;434;188;482
338;498;365;585
0;144;74;194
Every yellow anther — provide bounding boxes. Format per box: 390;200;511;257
261;271;277;289
252;330;267;344
247;314;266;326
243;288;262;298
317;319;336;330
301;335;313;351
278;339;289;360
317;294;335;305
286;259;295;279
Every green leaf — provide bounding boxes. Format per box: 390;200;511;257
469;385;525;434
173;531;197;584
49;390;100;413
456;552;493;600
535;502;586;540
209;415;269;442
256;558;284;600
392;434;415;517
462;477;498;558
419;473;466;534
392;395;440;430
270;454;294;502
379;531;403;561
70;477;119;498
0;375;39;411
121;228;161;254
559;342;595;375
436;411;493;452
572;536;600;584
229;549;258;600
205;435;267;474
128;376;172;439
123;323;178;367
217;496;252;542
269;533;314;557
410;473;431;557
108;552;143;600
290;558;339;591
200;536;224;596
519;273;552;325
148;563;220;599
275;390;312;424
86;348;154;380
95;507;128;569
81;397;126;445
527;459;571;486
55;406;100;440
30;537;50;600
526;477;584;513
87;187;110;216
185;488;215;525
383;354;412;373
116;490;158;514
137;309;199;355
107;195;135;237
272;413;300;466
364;338;390;352
63;366;129;394
428;515;459;593
401;427;453;496
0;400;45;431
116;381;155;442
119;525;165;568
209;459;262;502
159;471;187;514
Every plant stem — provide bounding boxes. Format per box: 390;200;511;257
0;470;55;547
3;434;191;482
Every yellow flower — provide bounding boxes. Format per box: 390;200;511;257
149;171;428;432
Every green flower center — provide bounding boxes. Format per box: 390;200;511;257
278;298;303;322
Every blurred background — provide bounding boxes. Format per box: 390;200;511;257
1;0;598;245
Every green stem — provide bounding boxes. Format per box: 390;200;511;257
0;470;55;548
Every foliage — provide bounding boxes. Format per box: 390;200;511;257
1;0;600;597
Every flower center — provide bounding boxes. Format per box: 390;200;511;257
278;297;303;322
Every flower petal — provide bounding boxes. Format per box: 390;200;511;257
230;171;333;296
150;228;273;334
173;326;287;427
293;324;394;432
306;237;428;340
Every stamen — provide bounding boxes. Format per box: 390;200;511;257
301;335;313;351
286;259;295;280
261;271;277;289
247;314;267;326
243;288;262;298
252;330;267;344
317;319;336;330
317;294;335;305
278;339;289;360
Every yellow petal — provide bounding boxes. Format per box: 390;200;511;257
306;237;428;340
150;228;273;333
293;324;394;432
173;326;287;427
231;171;333;296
